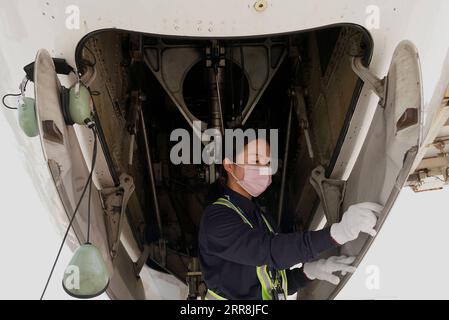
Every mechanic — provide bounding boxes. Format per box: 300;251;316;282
198;136;382;300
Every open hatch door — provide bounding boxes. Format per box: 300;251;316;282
302;40;425;299
33;49;149;299
33;48;92;247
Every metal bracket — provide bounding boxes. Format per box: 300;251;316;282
133;242;170;278
231;40;287;126
186;257;205;300
408;152;449;192
351;56;386;106
143;38;287;130
309;166;346;225
102;173;135;258
206;40;226;68
143;39;206;136
133;244;152;277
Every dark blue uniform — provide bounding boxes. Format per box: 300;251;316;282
198;185;338;299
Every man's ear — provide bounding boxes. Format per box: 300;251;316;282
222;157;233;175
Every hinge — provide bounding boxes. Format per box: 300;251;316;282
310;166;346;226
407;152;449;192
101;173;135;259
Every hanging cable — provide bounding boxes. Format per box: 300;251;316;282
86;172;93;243
40;120;98;300
86;127;97;243
2;93;21;110
86;124;97;243
2;79;29;110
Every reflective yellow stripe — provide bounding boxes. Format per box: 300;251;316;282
256;265;273;300
260;214;274;233
213;198;253;228
280;270;288;299
205;289;227;300
261;214;288;298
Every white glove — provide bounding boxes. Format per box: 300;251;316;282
330;202;383;245
303;256;357;285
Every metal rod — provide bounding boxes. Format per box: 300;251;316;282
139;108;163;237
304;128;314;159
293;87;314;159
277;99;293;227
128;134;135;166
208;67;225;134
215;68;225;135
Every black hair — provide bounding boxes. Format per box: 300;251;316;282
205;129;270;205
221;127;268;163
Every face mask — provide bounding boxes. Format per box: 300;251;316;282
231;164;272;197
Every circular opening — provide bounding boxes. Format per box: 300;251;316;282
183;59;249;123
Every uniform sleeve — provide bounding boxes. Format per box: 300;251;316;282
286;268;310;295
202;205;337;270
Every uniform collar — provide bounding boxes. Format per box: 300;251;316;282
222;184;258;215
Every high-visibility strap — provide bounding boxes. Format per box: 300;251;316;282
260;213;274;233
256;265;274;300
255;212;288;296
204;289;227;300
213;197;253;228
280;269;288;298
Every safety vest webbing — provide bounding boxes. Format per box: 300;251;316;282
205;196;288;300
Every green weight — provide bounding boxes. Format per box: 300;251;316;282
18;97;38;137
62;243;110;299
69;85;92;125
